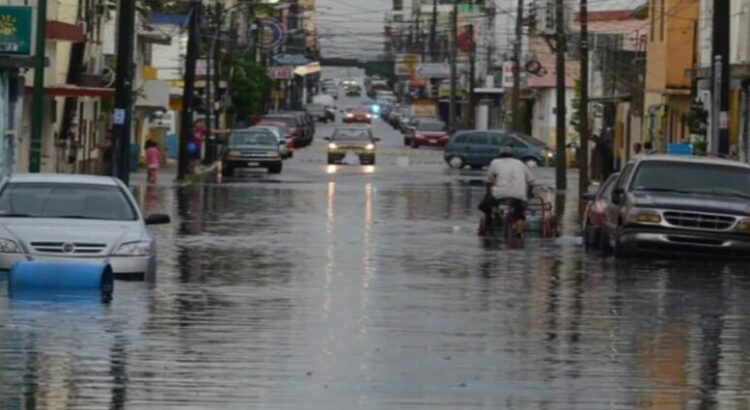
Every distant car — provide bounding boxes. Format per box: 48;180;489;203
328;88;339;99
249;125;292;159
222;129;283;176
342;107;372;124
345;85;362;96
255;120;295;155
321;78;336;88
582;173;619;249
411;121;449;148
306;104;330;123
601;155;750;258
443;130;553;170
341;79;357;87
325;126;380;165
324;106;336;122
0;173;171;281
402;115;439;144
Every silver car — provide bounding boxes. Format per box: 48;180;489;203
0;174;170;280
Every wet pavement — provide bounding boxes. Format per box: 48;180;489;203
3;91;750;409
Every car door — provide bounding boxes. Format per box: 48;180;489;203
604;164;635;237
487;132;510;163
463;132;490;165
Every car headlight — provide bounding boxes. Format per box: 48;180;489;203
366;114;372;119
545;151;554;158
115;241;152;256
328;142;338;150
0;238;22;253
346;114;353;118
227;151;241;158
365;143;375;150
626;208;662;225
736;218;750;233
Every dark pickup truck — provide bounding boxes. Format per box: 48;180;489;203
601;155;750;258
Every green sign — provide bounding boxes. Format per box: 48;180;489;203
0;6;31;55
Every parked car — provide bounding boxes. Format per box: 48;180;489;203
248;125;292;159
306;104;330;123
222;129;283;176
281;110;315;137
443;130;553;170
255;120;295;154
582;173;619;249
601;155;750;258
342;107;372;124
410;121;449;148
0;173;171;281
324;126;380;165
341;79;357;87
263;113;311;147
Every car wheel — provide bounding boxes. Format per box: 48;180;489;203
411;139;418;149
327;155;337;165
599;228;613;257
221;163;233;177
523;157;540;168
268;162;283;174
447;156;465;169
583;223;599;250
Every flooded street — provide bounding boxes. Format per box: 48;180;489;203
3;99;750;409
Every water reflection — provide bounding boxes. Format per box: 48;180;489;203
4;173;750;407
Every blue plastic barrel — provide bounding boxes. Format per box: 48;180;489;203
7;261;114;303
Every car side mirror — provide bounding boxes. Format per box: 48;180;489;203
582;192;595;201
611;188;624;205
324;137;330;141
374;137;381;142
145;213;171;225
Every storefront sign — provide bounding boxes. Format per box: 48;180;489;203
502;61;514;88
395;53;420;76
0;6;32;55
415;63;450;78
267;66;294;80
259;18;286;50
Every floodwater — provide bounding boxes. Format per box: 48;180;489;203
2;99;750;410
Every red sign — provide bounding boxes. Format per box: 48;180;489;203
267;66;294;80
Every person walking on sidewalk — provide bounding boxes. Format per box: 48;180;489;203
145;140;162;184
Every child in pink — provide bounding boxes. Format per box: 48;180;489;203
145;141;161;184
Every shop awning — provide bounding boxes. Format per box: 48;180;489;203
294;62;320;77
25;85;114;97
45;21;85;42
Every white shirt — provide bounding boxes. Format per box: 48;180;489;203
486;158;537;201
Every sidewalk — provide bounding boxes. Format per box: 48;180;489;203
130;161;219;188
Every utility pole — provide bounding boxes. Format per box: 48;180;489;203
430;0;438;61
554;0;567;220
468;24;476;128
213;1;222;131
449;3;458;132
511;0;523;133
713;0;730;155
29;0;48;173
177;2;200;181
112;0;137;184
204;40;213;165
578;0;590;218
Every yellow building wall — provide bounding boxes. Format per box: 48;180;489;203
645;0;698;92
729;91;740;147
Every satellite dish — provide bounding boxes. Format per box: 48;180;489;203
102;66;115;87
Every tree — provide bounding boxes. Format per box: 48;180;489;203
570;76;582;136
222;51;274;122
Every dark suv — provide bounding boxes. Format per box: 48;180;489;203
263;113;311;147
601;155;750;258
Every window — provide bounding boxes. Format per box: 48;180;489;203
333;129;373;141
630;161;750;197
650;0;655;42
465;133;488;145
0;183;137;221
452;134;468;143
659;0;665;41
229;132;277;146
489;133;508;146
616;164;635;192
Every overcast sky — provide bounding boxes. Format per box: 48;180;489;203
315;0;643;59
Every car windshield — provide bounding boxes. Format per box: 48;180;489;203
418;122;445;132
263;117;295;127
0;182;137;220
229;132;277;146
333;129;372;141
630;161;750;198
